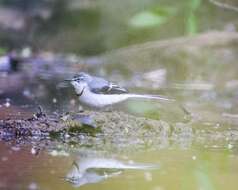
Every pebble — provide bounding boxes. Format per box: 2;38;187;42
28;182;38;190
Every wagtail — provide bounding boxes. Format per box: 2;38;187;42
66;72;173;108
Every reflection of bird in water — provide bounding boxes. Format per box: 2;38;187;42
66;72;173;108
65;157;159;187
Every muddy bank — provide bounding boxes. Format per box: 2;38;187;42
0;108;169;146
0;108;238;153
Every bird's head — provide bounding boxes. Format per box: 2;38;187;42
65;72;92;95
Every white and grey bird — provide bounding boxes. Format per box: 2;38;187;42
66;72;172;108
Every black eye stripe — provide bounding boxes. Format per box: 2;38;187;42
73;73;86;81
73;77;84;82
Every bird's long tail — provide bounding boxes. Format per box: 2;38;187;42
127;94;175;102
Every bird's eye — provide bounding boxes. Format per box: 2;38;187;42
75;77;84;82
73;74;86;82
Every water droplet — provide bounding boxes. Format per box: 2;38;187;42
50;150;58;156
31;147;37;155
4;102;10;107
144;172;153;181
28;182;38;190
52;98;57;103
228;144;233;149
23;89;32;98
11;146;20;151
1;156;8;162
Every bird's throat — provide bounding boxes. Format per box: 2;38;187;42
77;87;85;97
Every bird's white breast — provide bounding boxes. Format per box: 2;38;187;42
78;88;129;108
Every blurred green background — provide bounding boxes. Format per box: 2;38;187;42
0;0;237;55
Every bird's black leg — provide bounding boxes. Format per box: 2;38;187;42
104;104;114;112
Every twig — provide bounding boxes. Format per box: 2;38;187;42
209;0;238;12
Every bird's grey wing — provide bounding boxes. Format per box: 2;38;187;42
88;77;128;94
104;82;128;94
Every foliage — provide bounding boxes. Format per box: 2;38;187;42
186;0;202;35
129;6;176;28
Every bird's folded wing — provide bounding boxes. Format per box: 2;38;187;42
89;77;128;94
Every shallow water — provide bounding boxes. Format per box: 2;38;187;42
1;39;238;189
1;142;238;190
